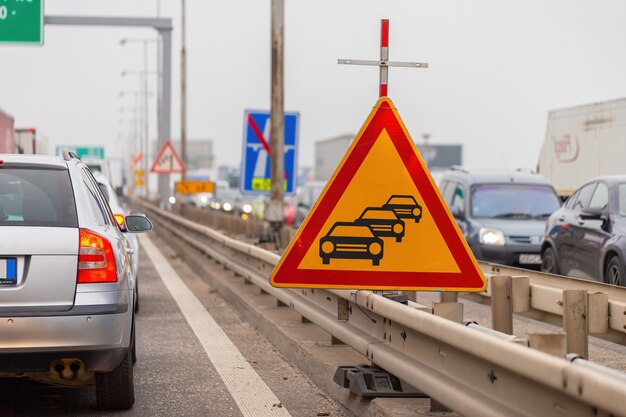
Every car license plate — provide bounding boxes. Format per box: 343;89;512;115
519;254;542;264
0;257;17;286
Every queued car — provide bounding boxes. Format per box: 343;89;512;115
438;168;561;268
541;176;626;286
382;195;423;223
93;171;141;312
354;207;405;242
0;153;152;409
319;222;384;266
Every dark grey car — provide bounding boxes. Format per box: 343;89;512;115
0;153;152;409
541;176;626;286
438;168;561;268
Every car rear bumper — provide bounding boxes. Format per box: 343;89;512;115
0;308;133;372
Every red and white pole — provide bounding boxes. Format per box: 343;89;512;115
379;19;389;97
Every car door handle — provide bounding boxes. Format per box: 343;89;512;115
557;216;565;222
125;247;135;255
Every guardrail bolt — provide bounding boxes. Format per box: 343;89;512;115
401;331;407;341
488;370;497;384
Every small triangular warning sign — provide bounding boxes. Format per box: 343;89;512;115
151;141;186;174
270;98;486;291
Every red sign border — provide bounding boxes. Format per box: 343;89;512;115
151;141;186;174
270;98;485;291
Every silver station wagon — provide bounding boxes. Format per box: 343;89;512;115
0;152;152;410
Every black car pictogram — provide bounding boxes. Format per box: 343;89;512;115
382;195;423;223
354;207;405;242
319;222;384;266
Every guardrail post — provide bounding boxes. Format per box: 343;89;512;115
528;333;566;357
563;289;588;358
431;298;463;412
491;275;513;335
588;292;609;334
440;292;458;303
511;276;530;313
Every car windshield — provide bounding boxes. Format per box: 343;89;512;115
387;196;415;206
619;184;626;217
329;224;374;238
361;209;396;220
0;167;78;227
470;184;560;219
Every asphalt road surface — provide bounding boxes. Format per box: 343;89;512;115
0;233;353;417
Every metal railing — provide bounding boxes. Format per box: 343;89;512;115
139;201;626;417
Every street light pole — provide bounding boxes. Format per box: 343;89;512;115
143;40;150;197
180;0;188;180
267;0;285;241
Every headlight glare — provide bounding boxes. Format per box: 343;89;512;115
479;228;506;245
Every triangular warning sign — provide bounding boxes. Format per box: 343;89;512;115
270;98;485;291
151;141;186;174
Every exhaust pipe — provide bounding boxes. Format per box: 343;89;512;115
28;359;94;386
53;359;83;381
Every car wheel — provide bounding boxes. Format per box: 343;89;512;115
373;259;380;266
96;341;135;410
605;256;625;286
134;279;140;314
322;258;329;265
131;318;137;365
541;247;559;275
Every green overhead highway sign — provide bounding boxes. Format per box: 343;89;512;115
0;0;44;44
56;146;105;159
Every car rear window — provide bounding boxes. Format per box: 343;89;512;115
0;167;78;227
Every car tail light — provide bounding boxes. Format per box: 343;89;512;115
114;214;125;227
77;229;117;283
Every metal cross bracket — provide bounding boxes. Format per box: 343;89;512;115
338;19;428;97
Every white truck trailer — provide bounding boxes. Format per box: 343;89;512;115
537;98;626;197
15;128;49;155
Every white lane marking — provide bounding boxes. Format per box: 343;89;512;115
140;234;291;417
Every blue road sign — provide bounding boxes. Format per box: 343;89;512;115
240;110;299;196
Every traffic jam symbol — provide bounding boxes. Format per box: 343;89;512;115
270;97;486;291
319;196;422;266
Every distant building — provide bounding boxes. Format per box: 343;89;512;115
415;143;463;172
152;139;214;171
314;133;462;181
314;134;354;181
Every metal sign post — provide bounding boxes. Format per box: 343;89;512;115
338;19;428;97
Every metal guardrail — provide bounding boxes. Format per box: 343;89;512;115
474;262;626;345
139;201;626;417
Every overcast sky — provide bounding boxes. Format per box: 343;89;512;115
2;0;626;177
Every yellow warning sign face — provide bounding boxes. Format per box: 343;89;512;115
176;180;215;194
298;129;458;273
270;97;486;291
134;169;145;187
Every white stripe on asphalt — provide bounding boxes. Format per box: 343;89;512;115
140;234;291;417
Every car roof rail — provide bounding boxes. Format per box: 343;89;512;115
515;167;536;174
449;165;468;173
61;149;82;161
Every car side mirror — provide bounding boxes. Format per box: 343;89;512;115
579;207;604;221
125;214;153;232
